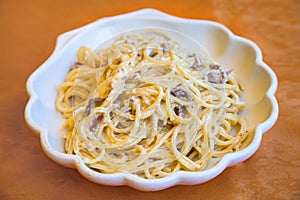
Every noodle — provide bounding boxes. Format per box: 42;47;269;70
55;32;253;179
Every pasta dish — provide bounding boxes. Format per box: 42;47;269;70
56;31;253;179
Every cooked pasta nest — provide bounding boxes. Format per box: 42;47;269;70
56;32;253;179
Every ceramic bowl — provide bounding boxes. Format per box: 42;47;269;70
25;9;278;191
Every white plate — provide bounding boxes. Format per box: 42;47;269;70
25;9;278;191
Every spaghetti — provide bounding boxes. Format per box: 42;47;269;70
56;32;253;179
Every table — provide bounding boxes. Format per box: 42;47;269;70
1;0;299;199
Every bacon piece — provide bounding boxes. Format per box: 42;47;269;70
226;69;233;75
161;42;170;54
209;64;221;70
170;86;191;100
84;97;105;116
207;64;228;84
69;61;83;71
174;105;186;118
68;96;75;106
189;54;203;71
207;71;223;84
149;50;158;58
89;114;104;132
122;74;137;81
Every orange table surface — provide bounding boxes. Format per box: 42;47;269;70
1;0;299;199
